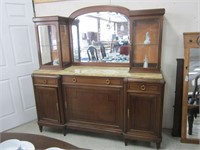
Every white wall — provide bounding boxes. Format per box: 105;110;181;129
34;0;200;129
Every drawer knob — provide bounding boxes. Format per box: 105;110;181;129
106;79;110;85
43;80;47;84
140;85;146;91
72;77;77;83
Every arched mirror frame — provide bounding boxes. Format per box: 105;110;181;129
181;32;200;144
68;5;130;67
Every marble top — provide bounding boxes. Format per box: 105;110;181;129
33;66;163;80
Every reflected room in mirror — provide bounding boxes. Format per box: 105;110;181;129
71;12;130;64
38;25;58;65
187;48;200;140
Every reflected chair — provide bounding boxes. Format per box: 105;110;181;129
188;74;200;135
100;42;106;58
87;46;98;61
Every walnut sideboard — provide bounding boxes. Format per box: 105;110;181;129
32;66;165;149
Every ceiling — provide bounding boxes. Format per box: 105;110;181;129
80;12;128;23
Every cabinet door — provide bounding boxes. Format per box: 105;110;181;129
130;17;162;73
127;92;160;136
63;85;123;134
129;8;165;73
35;86;61;124
33;16;71;70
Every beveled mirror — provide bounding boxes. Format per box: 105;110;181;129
181;32;200;144
69;6;130;66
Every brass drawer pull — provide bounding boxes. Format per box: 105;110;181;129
106;79;110;85
140;85;146;91
72;77;77;83
43;80;47;84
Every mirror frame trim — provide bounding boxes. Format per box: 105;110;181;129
181;32;200;144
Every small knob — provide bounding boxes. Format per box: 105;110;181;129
72;77;77;83
106;79;110;85
140;85;146;91
189;39;193;43
43;80;47;84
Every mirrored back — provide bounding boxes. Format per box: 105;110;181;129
70;6;130;65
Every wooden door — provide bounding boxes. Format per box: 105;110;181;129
63;85;123;135
0;0;38;132
127;93;159;135
34;86;61;124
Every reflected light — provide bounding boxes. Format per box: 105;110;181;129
194;67;200;71
189;71;198;75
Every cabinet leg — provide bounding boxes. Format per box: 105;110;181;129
63;127;67;136
156;142;161;149
39;125;43;132
124;139;128;146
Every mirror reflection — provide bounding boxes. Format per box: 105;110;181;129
187;48;200;139
72;12;130;63
38;25;59;65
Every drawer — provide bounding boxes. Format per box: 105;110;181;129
127;82;160;93
184;34;200;47
33;76;59;86
62;76;123;86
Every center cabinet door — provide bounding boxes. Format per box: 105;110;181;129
62;76;124;135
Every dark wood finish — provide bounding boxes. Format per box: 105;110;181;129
181;32;200;144
0;132;81;149
62;75;124;135
172;59;184;137
32;74;66;135
32;6;166;148
129;8;165;16
124;79;165;149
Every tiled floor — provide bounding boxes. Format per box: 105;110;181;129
5;120;200;150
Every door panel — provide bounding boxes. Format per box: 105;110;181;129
64;86;121;126
0;0;38;132
128;93;158;134
35;86;60;123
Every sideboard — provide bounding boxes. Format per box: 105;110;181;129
32;66;165;149
32;6;166;149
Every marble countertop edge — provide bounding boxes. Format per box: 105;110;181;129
33;66;163;80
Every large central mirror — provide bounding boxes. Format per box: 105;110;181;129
69;6;130;65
